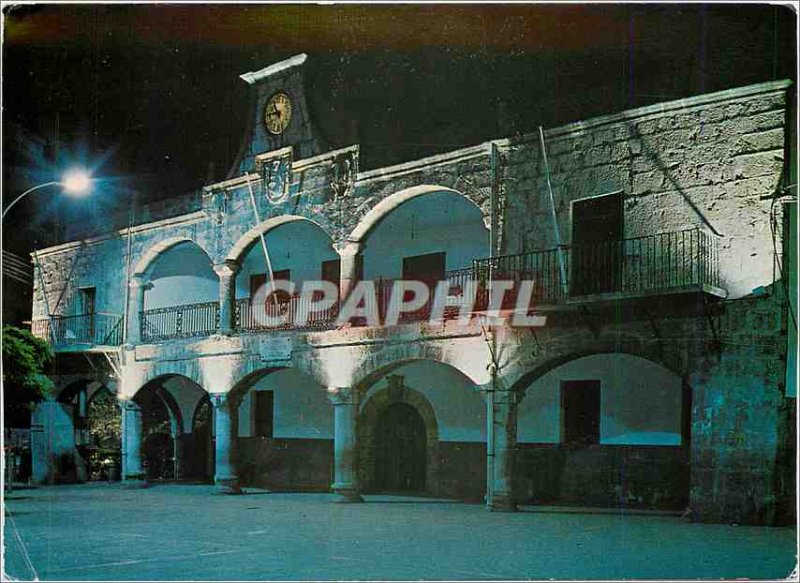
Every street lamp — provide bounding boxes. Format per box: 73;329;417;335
2;169;93;221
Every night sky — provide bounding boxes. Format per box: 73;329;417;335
2;3;797;255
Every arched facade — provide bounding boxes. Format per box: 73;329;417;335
347;185;488;245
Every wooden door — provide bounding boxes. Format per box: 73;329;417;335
374;403;427;492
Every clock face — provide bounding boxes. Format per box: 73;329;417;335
264;92;293;135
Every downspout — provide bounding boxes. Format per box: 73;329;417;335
538;127;569;297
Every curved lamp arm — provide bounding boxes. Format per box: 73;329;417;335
1;181;61;221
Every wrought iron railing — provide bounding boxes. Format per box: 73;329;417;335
234;293;339;333
474;228;720;303
55;230;719;345
140;301;219;342
31;313;123;347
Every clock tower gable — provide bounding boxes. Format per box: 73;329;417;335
228;54;325;179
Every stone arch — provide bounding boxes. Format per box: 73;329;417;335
132;236;214;278
131;374;187;434
351;347;486;395
228;356;328;399
346;185;487;245
136;362;206;394
507;345;688;398
226;215;335;264
358;382;440;495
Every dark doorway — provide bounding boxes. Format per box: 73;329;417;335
184;396;214;482
561;380;601;447
374;402;427;493
571;193;623;295
253;391;274;438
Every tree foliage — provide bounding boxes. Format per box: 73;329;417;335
3;325;54;424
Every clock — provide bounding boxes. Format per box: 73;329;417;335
264;92;293;135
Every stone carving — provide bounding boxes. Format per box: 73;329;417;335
330;149;358;201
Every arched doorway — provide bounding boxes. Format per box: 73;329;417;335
131;374;209;482
374;402;427;493
135;386;180;481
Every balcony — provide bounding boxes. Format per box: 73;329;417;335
95;228;721;345
31;313;123;350
474;227;722;305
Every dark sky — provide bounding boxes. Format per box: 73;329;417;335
2;3;797;253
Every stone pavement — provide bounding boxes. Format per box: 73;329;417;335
2;483;796;581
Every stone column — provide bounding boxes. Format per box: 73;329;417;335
214;261;239;335
126;275;150;345
211;393;240;494
328;387;364;502
336;242;363;303
488;390;518;512
121;400;146;487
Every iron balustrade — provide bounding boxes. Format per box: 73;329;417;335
474;228;720;303
140;301;220;342
31;312;123;347
51;229;718;344
234;293;339;333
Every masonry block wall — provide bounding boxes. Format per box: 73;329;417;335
501;80;790;298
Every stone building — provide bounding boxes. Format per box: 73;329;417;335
29;54;796;524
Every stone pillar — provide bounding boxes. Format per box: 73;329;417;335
126;275;150;345
214;261;239;335
328;387;364;502
488;390;518;512
121;400;146;487
211;393;240;494
336;242;363;303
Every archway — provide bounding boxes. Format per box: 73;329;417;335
132;374;208;481
230;218;339;332
374;402;427;493
139;240;219;341
56;379;114;481
514;352;689;509
355;189;488;283
356;359;484;501
229;367;332;490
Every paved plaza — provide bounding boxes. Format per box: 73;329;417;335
2;484;796;581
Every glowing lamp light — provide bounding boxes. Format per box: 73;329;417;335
61;169;92;196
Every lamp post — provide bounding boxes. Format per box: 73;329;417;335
2;169;92;221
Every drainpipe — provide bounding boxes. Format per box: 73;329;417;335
538;127;568;297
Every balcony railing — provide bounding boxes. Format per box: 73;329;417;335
125;228;719;342
141;301;219;342
31;313;123;348
234;293;339;333
474;228;720;303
